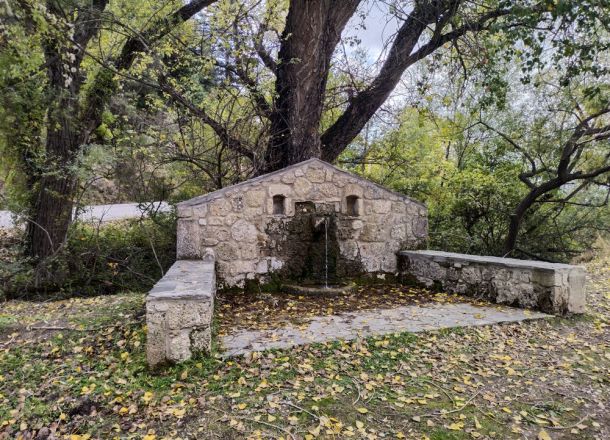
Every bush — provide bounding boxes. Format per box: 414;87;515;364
62;212;176;296
2;212;176;299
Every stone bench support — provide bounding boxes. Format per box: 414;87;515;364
146;251;215;367
398;250;585;315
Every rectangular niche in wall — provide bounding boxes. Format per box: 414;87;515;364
273;195;286;215
295;201;315;214
346;195;360;216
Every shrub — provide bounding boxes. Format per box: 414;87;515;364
62;212;176;296
2;212;176;299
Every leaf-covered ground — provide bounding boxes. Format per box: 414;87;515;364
0;257;608;440
216;285;486;335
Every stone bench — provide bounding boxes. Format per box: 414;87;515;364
146;250;215;367
398;250;586;315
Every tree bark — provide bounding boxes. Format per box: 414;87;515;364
25;0;217;263
25;0;105;261
263;0;360;173
503;190;540;257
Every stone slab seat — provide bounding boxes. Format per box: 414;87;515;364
146;250;216;367
398;250;586;315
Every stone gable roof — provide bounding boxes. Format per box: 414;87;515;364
177;158;425;208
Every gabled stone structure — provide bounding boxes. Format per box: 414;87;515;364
176;158;428;287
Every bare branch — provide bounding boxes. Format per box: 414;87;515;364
158;76;256;163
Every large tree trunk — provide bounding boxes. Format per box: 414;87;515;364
25;44;82;263
262;0;360;173
24;0;216;264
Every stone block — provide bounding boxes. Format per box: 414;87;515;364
215;242;238;260
268;183;292;197
360;223;384;242
231;195;244;212
176;205;193;218
305;166;326;183
364;186;385;200
372;200;392;214
293;177;313;197
190;327;212;354
146;259;215;367
192;205;208;217
391;224;406;240
344;183;364;197
392;202;407;214
332;173;348;187
398;250;586;315
209;198;232;216
245;190;266;207
240;243;260;260
231;219;258;242
207;216;224;226
176;219;201;259
319;183;340;197
281;171;296;184
164;300;213;330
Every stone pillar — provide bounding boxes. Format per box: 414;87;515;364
146;249;216;367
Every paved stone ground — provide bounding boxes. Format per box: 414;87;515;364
220;302;550;357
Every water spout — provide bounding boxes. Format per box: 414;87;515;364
324;216;328;289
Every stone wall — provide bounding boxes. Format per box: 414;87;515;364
176;159;428;287
146;251;215;367
398;250;586;315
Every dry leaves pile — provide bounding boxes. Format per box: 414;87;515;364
0;257;608;440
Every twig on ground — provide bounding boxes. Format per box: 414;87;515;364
418;389;482;418
546;415;589;430
281;400;320;420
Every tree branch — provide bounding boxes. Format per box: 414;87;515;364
320;3;514;161
115;0;218;70
158;76;256;163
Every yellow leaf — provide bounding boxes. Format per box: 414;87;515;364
237;403;247;410
355;420;364;429
448;422;464;430
118;406;129;415
356;407;368;414
538;429;552;440
172;408;186;417
142;391;154;404
267;415;277;422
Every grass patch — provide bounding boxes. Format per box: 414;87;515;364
1;256;609;439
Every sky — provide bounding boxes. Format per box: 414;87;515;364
344;1;402;62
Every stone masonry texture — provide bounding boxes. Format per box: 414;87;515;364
146;252;215;367
176;159;428;288
398;250;586;315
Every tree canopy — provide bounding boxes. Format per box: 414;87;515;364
0;0;609;286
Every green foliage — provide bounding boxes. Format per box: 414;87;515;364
2;213;177;299
344;96;609;262
60;213;177;296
